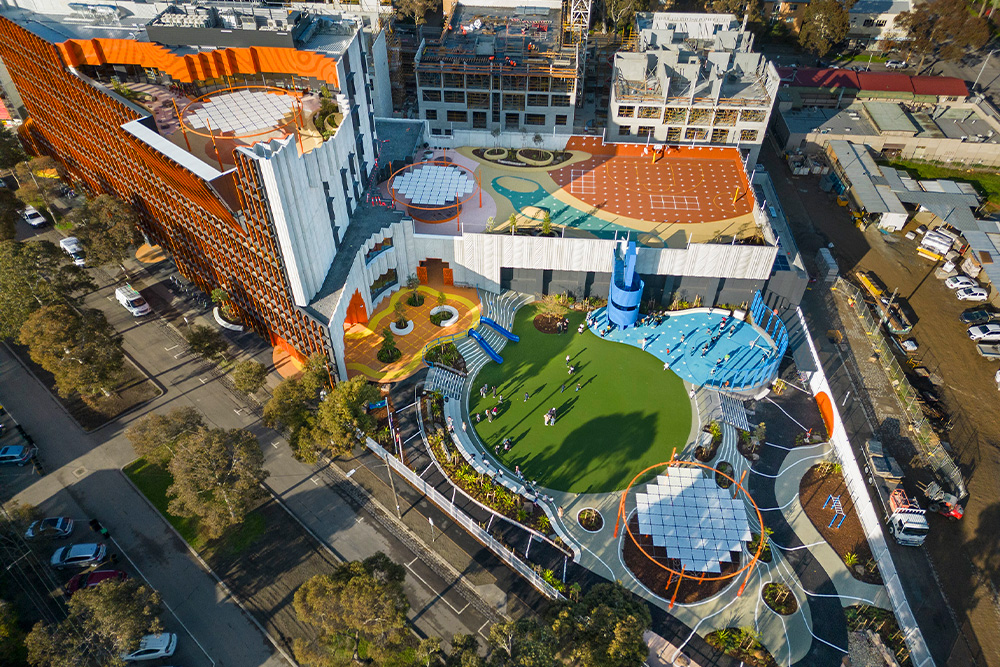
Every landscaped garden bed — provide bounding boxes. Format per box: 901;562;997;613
424;341;466;373
533;312;569;334
715;461;734;489
799;462;882;584
761;582;797;615
472;147;573;168
695;421;722;462
577;508;603;532
845;605;912;666
705;627;778;667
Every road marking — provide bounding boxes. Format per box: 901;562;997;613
233;409;244;415
404;562;465;615
271;441;281;449
394;401;417;412
173;352;185;359
164;344;178;351
199;378;207;384
419;462;434;478
478;620;491;640
109;537;216;666
345;468;356;478
310;477;319;485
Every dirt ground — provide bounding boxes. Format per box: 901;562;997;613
761;143;1000;665
799;465;882;585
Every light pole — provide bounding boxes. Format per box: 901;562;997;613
973;49;1000;91
428;517;436;542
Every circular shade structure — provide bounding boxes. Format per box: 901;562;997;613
179;86;302;140
615;460;765;608
388;160;480;225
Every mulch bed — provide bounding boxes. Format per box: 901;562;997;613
5;342;161;431
533;313;568;334
622;514;742;604
577;508;604;531
762;582;798;615
799;465;883;585
472;147;574;167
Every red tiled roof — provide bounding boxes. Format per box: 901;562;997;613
856;71;913;93
910;76;969;97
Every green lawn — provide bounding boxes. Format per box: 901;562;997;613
886;159;1000;206
123;458;266;555
469;306;692;494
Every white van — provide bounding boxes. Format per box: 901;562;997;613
115;285;151;316
59;237;86;267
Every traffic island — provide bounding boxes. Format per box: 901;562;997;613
799;463;883;584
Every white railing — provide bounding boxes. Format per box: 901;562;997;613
363;436;565;600
794;307;934;667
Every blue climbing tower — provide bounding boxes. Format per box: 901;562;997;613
608;240;644;329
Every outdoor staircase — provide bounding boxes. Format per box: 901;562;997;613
719;393;752;432
456;290;533;376
425;365;465;401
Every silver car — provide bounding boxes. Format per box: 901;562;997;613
26;517;75;540
122;633;177;662
50;542;106;570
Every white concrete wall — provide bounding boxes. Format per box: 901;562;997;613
370;28;392;118
428;129;572;151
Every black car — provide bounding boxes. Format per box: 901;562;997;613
960;309;994;325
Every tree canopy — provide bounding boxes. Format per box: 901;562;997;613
263;354;331;460
293;553;409;665
313;375;381;456
0;188;25;242
19;305;124;403
70;194;141;270
0;125;27;170
897;0;990;70
549;583;651;667
797;0;851;56
166;426;269;539
185;324;229;361
231;359;268;395
25;580;162;667
0;599;27;665
0;239;93;340
487;618;556;667
125;406;205;464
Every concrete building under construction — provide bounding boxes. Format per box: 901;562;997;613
415;0;582;136
608;12;780;163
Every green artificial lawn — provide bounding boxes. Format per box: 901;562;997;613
469;305;692;493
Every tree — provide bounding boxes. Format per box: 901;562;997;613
797;0;851;57
71;194;141;271
549;582;650;667
602;0;648;32
293;553;409;665
897;0;990;70
0;599;27;665
0;125;26;170
185;324;229;360
379;327;399;363
263;354;329;461
167;427;269;539
487;618;556;667
26;579;162;667
125;406;205;464
509;213;517;234
417;637;443;666
0;188;25;241
541;210;552;237
393;299;408;326
394;0;440;25
210;288;235;320
445;634;485;667
19;305;124;403
313;375;381;456
231;359;268;395
708;0;763;24
0;239;93;340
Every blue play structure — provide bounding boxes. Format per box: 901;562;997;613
608;240;644;329
480;317;519;342
823;494;847;529
468;329;503;363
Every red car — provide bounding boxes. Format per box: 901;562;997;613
64;569;128;595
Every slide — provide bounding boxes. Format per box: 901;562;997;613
468;329;503;364
480;317;519;342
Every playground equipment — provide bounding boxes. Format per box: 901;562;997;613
468;329;502;364
480;317;519;342
823;494;847;529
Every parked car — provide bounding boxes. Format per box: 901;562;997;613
886;60;908;69
957;287;989;302
960;309;994;325
945;275;978;290
50;542;107;570
122;633;177;662
968;323;1000;340
21;205;47;228
25;517;75;540
0;444;38;466
59;237;86;267
65;569;128;595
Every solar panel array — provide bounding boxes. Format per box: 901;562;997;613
635;466;752;574
188;90;295;135
393;165;475;206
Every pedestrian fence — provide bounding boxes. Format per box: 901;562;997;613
832;278;965;500
363;436;565;601
795;307;935;667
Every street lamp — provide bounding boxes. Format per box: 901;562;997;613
973;48;1000;91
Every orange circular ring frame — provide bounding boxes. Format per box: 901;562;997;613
388;160;481;225
614;459;766;606
178;85;305;140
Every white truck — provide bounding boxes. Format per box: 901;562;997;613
862;439;930;546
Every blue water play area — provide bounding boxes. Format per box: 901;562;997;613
587;293;786;391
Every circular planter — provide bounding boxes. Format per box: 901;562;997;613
577;508;604;533
484;147;507;160
213;307;245;332
515;148;554;166
762;583;798;615
390;319;414;336
430;305;459;327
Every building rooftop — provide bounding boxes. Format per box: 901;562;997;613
780;105;878;137
374;118;426;163
862;101;920;134
777;67;968;99
849;0;911;14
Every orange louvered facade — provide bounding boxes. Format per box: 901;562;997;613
0;16;333;369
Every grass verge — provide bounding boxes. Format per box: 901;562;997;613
885;159;1000;206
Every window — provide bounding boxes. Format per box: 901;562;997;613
637;106;661;119
431;128;442;135
528;94;549;107
528;76;550;92
684;128;707;140
505;112;520;127
666;127;682;141
555;114;568;126
551;95;571;107
443;73;464;88
863;18;875;26
525;113;546;126
425;109;437;120
874;19;887;26
618;125;632;136
422;90;441;102
467;74;490;89
551;78;573;93
739;109;766;123
503;94;525;110
447;110;467;123
444;90;465;104
688;108;712;125
417;72;441;87
637;126;655;136
472;111;487;128
711;128;730;143
740;129;759;141
468;92;489;109
617;105;635;118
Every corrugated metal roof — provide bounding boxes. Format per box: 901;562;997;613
829;140;891;213
910;76;968;98
777;68;968;99
862;101;919;133
857;72;913;93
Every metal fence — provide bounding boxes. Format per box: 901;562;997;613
832;278;965;499
795;307;935;667
363;436;565;601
